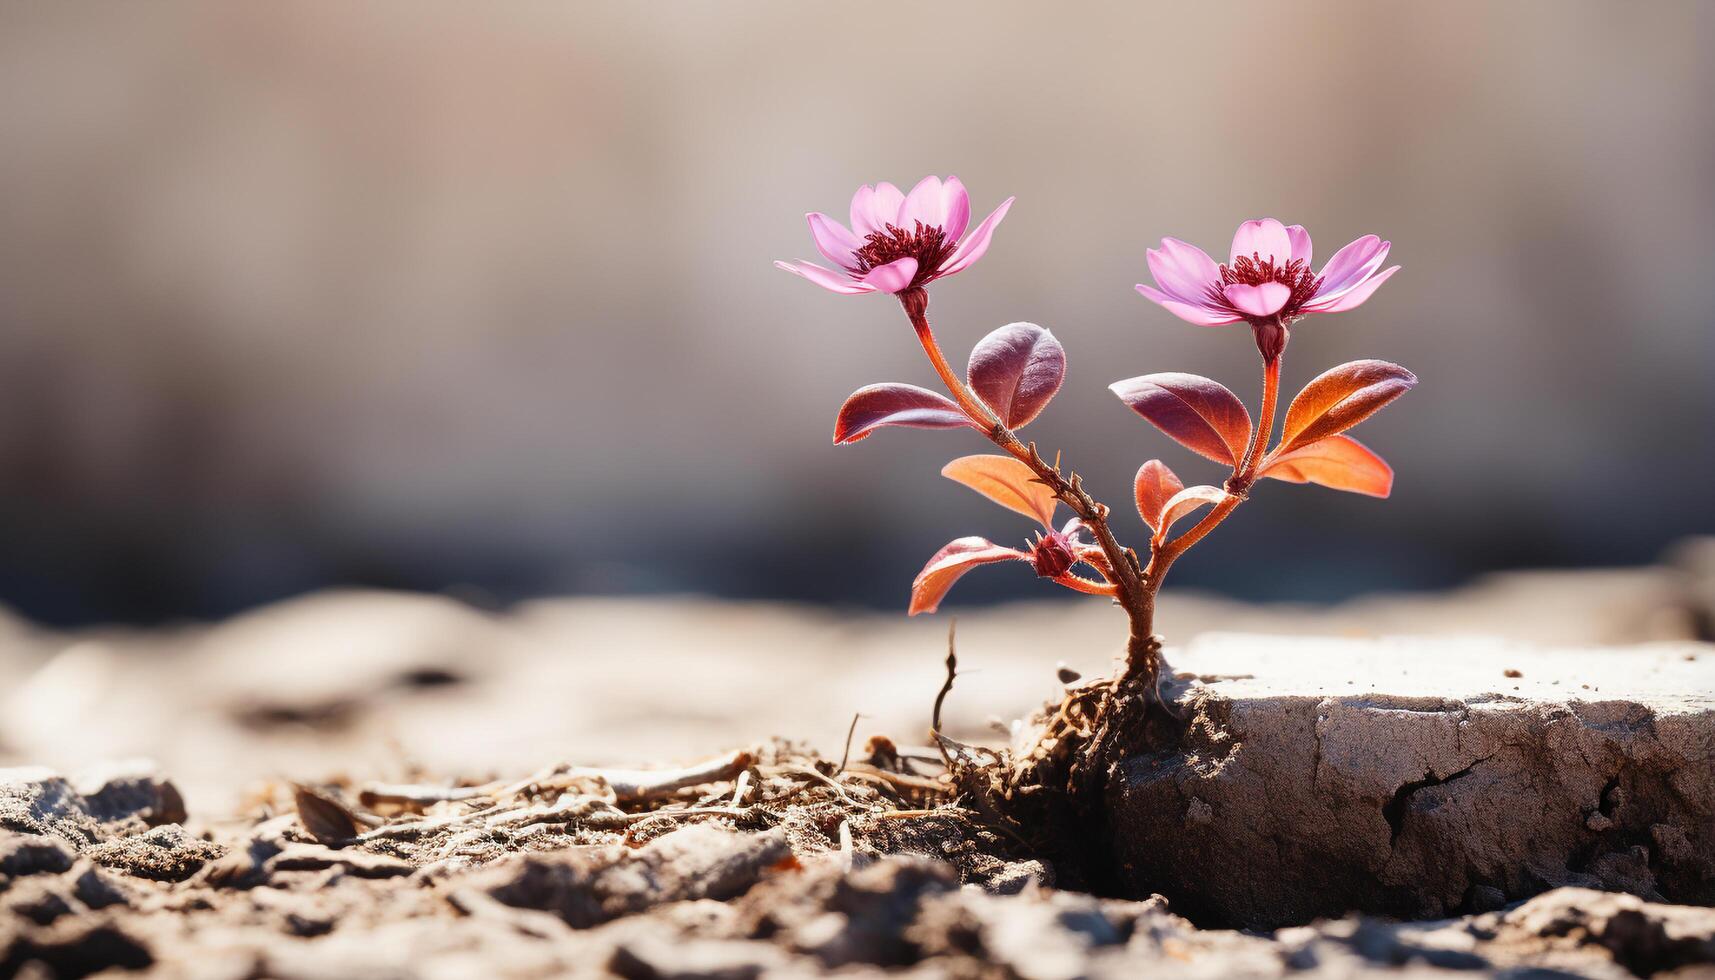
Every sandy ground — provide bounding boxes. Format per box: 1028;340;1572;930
3;546;1715;977
2;556;1709;813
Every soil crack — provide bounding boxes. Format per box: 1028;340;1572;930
1383;755;1493;845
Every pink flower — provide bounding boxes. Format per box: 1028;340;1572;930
1136;218;1400;327
776;176;1014;295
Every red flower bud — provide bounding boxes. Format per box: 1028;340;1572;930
1028;531;1077;579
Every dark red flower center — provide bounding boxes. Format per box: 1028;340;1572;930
852;221;958;285
1028;531;1077;579
1207;254;1324;321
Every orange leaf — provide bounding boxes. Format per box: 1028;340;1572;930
1132;460;1184;533
909;537;1023;615
1260;435;1393;497
941;455;1058;527
1277;360;1416;455
1155;485;1227;542
1109;373;1252;466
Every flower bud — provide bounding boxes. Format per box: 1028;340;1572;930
1252;319;1289;363
1028;531;1077;579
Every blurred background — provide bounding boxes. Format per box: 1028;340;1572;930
2;1;1712;628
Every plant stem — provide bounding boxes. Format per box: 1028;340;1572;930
899;292;1291;696
899;290;1155;680
1234;352;1282;486
1138;350;1284;636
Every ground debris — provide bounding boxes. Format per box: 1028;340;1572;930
4;749;1714;978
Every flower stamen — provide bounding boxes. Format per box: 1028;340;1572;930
853;221;958;286
1205;253;1324;323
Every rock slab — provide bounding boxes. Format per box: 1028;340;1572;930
1108;634;1715;928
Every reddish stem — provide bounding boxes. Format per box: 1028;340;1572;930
899;290;1154;678
1141;349;1284;617
900;290;1286;694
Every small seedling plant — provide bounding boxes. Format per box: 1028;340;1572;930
778;176;1414;698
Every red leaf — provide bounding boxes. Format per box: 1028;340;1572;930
833;383;974;444
1277;360;1416;455
941;455;1059;527
1133;459;1184;533
1155;485;1228;541
909;537;1024;615
1261;435;1394;497
966;322;1066;428
1109;373;1252;466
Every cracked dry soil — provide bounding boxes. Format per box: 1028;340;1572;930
6;751;1715;980
1106;639;1715;930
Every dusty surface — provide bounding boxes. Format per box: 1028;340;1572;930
2;552;1710;814
1106;636;1715;929
6;760;1715;979
3;544;1715;976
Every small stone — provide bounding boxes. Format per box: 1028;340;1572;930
85;824;226;882
983;859;1052;895
72;762;188;827
0;835;76;877
70;863;131;909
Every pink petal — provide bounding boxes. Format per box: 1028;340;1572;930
1230;218;1292;265
871;182;905;227
848;185;878;236
806;213;862;270
775;259;872;295
939;197;1014;276
1136;284;1241;326
941;176;971;241
1314;236;1387;296
850;182;905;236
861;257;918;293
1157;237;1223;291
901;175;947;231
1306;265;1399;313
1310;244;1391;307
1285;224;1312;266
1147;246;1217;304
1223;282;1291;318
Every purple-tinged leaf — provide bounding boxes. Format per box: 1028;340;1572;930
967;322;1067;428
1277;360;1417;455
833;383;974;444
909;536;1025;615
1109;373;1253;466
